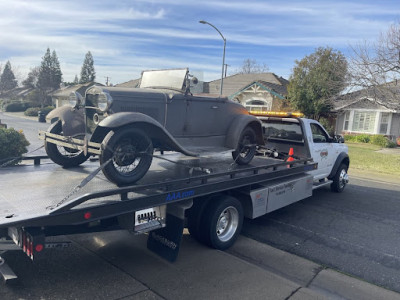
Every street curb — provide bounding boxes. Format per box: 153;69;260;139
229;236;400;299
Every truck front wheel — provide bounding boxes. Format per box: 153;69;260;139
100;127;153;185
331;163;349;193
45;121;89;167
200;195;244;250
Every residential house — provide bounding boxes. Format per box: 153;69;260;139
333;87;400;140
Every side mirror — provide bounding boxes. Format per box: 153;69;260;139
333;135;344;143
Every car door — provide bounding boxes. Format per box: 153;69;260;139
308;122;336;180
164;93;187;138
184;95;228;138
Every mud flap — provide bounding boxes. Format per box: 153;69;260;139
147;200;192;262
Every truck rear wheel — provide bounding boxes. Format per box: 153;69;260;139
331;163;349;193
45;121;89;167
100;127;153;185
232;127;257;165
199;195;243;250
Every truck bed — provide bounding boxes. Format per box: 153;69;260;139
0;152;316;228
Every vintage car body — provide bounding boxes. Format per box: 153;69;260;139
40;68;264;185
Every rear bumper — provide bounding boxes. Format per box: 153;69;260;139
38;131;102;155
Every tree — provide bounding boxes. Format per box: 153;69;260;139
37;48;63;107
80;51;96;83
287;47;348;120
73;75;79;85
350;22;400;100
0;61;17;93
22;66;40;88
234;59;269;74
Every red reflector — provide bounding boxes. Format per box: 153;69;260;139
84;212;92;220
35;244;44;252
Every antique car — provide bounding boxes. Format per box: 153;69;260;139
40;68;264;185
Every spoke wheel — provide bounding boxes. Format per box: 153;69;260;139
100;128;153;185
45;121;89;167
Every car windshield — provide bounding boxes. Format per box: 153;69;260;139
139;68;188;91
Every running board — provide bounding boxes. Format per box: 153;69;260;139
313;180;332;190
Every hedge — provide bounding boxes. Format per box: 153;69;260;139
0;128;30;166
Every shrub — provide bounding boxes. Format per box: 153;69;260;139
0;128;30;166
4;101;35;112
41;106;55;116
24;107;41;116
370;135;389;147
355;134;370;143
344;134;357;142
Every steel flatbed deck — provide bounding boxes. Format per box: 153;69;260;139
0;152;316;228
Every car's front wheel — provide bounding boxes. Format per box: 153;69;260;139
232;126;257;165
100;127;153;185
45;121;89;167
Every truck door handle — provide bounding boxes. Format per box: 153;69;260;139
211;106;219;109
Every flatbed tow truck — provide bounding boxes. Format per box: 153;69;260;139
0;114;349;281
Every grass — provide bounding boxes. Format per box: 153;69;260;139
347;142;400;176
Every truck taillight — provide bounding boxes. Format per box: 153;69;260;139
8;227;45;260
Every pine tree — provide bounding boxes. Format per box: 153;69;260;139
51;50;62;89
0;61;17;93
37;48;63;106
79;51;96;84
73;75;79;85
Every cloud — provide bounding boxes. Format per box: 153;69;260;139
1;0;399;83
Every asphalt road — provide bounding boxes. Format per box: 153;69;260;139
242;177;400;293
1;112;400;295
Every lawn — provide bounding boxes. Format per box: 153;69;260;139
347;142;400;176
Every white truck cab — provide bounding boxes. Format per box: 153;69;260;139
255;112;350;193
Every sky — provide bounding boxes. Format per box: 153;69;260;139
1;0;400;85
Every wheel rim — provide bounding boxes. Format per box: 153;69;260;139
57;133;84;158
112;136;149;176
338;169;348;189
216;206;239;242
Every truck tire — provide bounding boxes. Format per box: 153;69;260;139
232;126;257;165
199;195;244;250
331;163;349;193
187;197;211;242
45;121;89;167
100;127;153;185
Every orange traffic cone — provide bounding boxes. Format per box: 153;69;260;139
287;148;294;162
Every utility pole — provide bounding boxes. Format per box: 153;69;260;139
104;76;111;86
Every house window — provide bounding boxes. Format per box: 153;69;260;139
352;111;376;133
245;99;271;112
343;111;350;131
379;112;390;134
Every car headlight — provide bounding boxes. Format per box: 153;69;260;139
69;92;84;108
97;92;113;112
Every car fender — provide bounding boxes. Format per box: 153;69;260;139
94;112;198;157
328;152;350;179
225;115;264;149
46;106;85;137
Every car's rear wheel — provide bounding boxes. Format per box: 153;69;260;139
232;126;257;165
45;121;89;167
100;127;153;185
